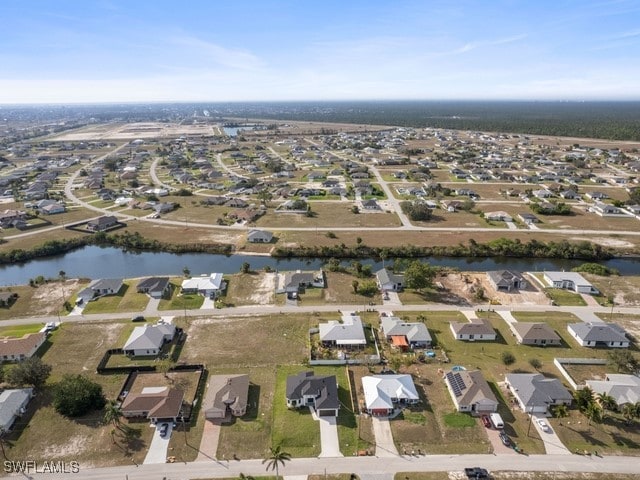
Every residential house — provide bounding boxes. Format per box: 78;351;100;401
585;191;608;200
518;213;540;225
505;373;572;413
279;270;325;294
543;272;599;294
361;374;419;416
567;322;629;348
0;333;46;362
380;316;432;350
0;388;34;431
511;323;561;346
450;318;496;341
590;201;626;216
441;200;464;212
77;278;123;303
247;229;273;243
86;215;119;232
361;199;381;210
485;211;513;222
319;314;367;349
154;202;176;214
486;270;527;292
181;273;226;298
204;374;250;419
121;386;184;423
0;210;27;228
0;292;18;307
123;322;176;357
40;201;66;215
444;370;498;414
586;374;640;409
559;190;579;200
285;371;340;417
375;268;404;292
136;277;172;299
533;189;553;199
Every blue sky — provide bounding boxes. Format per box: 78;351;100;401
1;0;639;103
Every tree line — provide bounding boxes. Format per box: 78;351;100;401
273;238;613;261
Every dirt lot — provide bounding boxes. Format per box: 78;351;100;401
436;272;549;306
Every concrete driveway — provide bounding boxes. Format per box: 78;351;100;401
371;417;398;457
531;415;571;455
484;426;517;454
143;423;173;464
318;415;343;458
382;291;402;306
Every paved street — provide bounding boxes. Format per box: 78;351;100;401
21;453;640;479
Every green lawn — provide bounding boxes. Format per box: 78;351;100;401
443;412;476;427
271;366;320;457
81;282;150;314
0;323;44;338
544;288;587;306
158;281;204;310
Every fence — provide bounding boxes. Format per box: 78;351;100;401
554;357;608;390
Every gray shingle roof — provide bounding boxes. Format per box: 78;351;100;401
506;373;572;407
286;371;340;410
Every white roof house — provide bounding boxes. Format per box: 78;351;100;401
361;374;419;416
567;322;629;348
319;314;366;347
181;273;226;297
0;388;33;431
543;272;599;294
586;374;640;408
123;323;176;357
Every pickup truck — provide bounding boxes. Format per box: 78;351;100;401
464;467;490;479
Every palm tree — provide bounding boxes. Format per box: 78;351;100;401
621;403;636;425
552;404;569;423
596;392;618;417
262;445;291;480
585;402;603;431
103;400;123;430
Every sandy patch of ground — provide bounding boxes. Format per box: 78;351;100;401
30;279;81;315
574;237;635;248
43;434;88;457
250;272;275;304
438;272;549;306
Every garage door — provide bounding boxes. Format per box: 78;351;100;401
318;409;336;417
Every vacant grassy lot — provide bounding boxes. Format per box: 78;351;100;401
255;203;402;228
544;288;587;306
585;273;640;306
82;281;150;314
181;314;312;368
5;322;156;467
0;280;82;320
398;474;640;480
225;272;275;306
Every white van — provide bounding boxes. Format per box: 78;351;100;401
490;413;504;429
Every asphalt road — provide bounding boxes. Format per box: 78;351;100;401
18;453;640;479
3;303;639;327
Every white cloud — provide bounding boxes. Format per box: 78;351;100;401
169;36;264;71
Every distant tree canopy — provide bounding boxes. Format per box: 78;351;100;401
572;263;618;276
400;201;433;221
404;261;435;291
6;357;51;389
53;374;106;417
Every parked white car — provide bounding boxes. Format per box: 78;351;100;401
536;418;551;432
